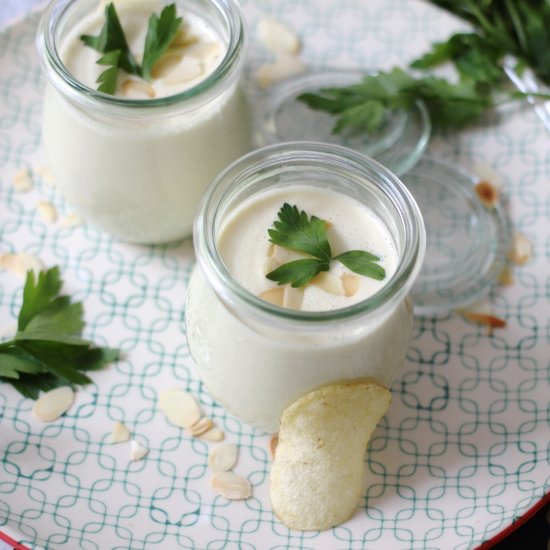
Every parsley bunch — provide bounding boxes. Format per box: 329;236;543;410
298;1;550;133
266;204;385;288
0;268;119;399
81;3;182;94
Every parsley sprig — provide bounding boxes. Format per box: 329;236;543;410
266;204;385;288
0;267;119;399
297;1;550;133
81;3;182;95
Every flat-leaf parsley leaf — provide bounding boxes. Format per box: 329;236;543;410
0;267;119;399
266;203;385;288
80;2;183;94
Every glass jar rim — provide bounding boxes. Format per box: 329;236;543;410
194;141;426;326
36;0;246;109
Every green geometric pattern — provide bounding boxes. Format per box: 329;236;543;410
1;2;549;549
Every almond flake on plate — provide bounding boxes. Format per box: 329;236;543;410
211;471;251;500
497;265;514;286
475;180;500;208
187;416;214;437
37;200;58;224
159;388;201;429
256;54;306;89
0;252;45;279
13;168;33;193
208;443;238;472
461;310;506;335
111;421;131;443
32;387;75;422
60;213;84;229
507;233;533;266
258;17;301;55
130;439;149;461
36;166;55;186
197;427;225;442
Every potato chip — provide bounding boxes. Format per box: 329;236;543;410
269;380;391;531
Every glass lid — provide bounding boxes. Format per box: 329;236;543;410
253;69;510;316
253;69;431;176
403;156;511;317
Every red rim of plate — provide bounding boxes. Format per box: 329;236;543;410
0;530;31;550
1;492;548;549
475;491;550;549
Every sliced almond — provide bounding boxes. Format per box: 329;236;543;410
197;427;225;442
161;56;203;86
208;443;238;472
36;166;55;186
211;472;251;500
111;421;131;443
259;287;285;307
151;50;184;79
263;255;281;275
185;41;222;65
187;416;214;437
341;273;360;297
37;200;58;224
60;213;84;229
121;79;156;99
0;252;45;279
130;439;149;461
472;162;503;188
158;388;201;429
258;17;301;55
272;244;307;264
170;29;199;48
283;285;304;310
311;271;344;296
461;310;506;336
475;180;500;208
497;265;514;286
507;233;533;266
13;168;33;193
270;435;279;460
256;54;306;89
32;387;74;422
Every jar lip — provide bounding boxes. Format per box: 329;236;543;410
36;0;246;109
194;141;426;325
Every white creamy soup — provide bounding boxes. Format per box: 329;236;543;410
187;184;413;433
39;0;251;243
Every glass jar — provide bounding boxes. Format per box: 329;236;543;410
36;0;252;243
186;142;426;433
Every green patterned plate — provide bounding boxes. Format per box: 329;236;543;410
1;2;549;549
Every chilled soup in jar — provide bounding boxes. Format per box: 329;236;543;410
37;0;251;243
186;142;426;433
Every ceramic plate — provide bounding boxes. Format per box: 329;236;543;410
1;2;548;549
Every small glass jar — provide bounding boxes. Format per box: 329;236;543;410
186;142;426;433
36;0;252;243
